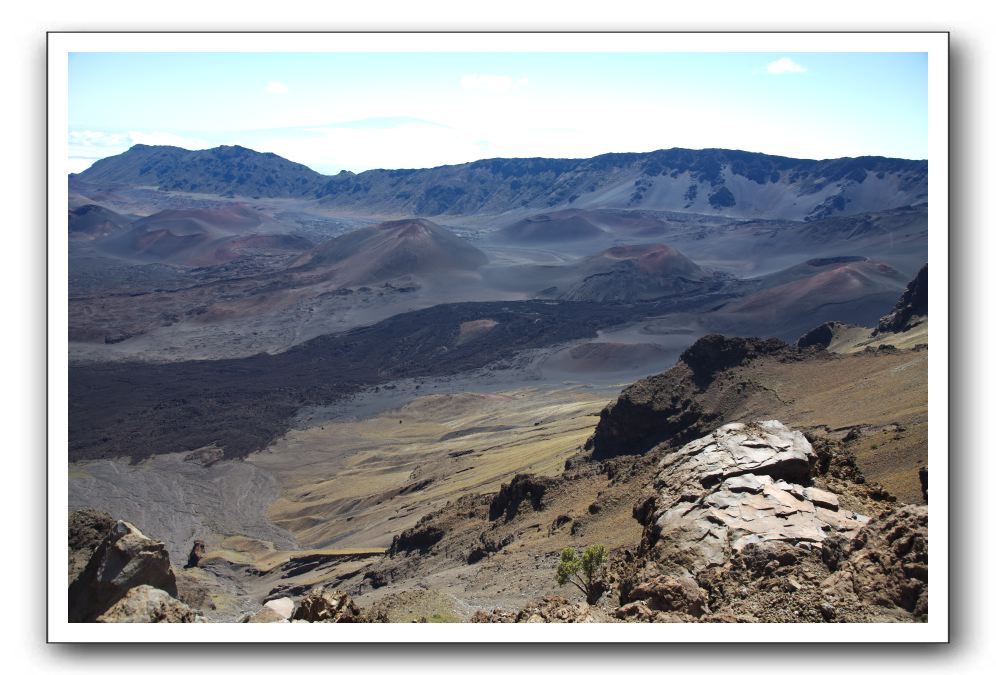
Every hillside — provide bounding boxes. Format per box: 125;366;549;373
559;244;716;302
96;203;311;266
69;334;928;623
498;209;606;242
69;269;929;624
68;203;135;239
714;257;909;337
292;218;488;285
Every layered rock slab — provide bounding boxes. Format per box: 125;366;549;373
642;421;868;570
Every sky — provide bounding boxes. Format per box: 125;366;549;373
68;52;928;175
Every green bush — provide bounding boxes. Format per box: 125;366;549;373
556;544;608;604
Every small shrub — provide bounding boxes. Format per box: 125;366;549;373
556;544;608;604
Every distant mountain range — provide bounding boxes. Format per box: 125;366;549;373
73;145;928;221
75;144;326;199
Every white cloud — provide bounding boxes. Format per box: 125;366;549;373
68;130;211;172
69;129;210;151
265;80;289;95
68;130;129;149
766;57;807;74
460;73;528;94
126;130;211;149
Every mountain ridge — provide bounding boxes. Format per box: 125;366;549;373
74;144;928;221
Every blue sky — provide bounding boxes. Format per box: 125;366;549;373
68;52;927;175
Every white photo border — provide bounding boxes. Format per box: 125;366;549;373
47;31;949;643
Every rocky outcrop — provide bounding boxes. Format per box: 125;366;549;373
639;421;868;572
471;595;607;623
680;335;789;386
797;321;848;350
821;506;928;619
389;517;446;555
185;540;206;569
586;335;789;459
467;532;516;564
488;474;552;521
96;585;201;623
586;420;928;623
875;264;927;334
69;520;179;622
291;588;364;623
68;509;115;584
363;570;389;589
586;362;705;459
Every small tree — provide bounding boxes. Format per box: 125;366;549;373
556;544;608;604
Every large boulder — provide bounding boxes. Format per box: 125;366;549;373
291;587;363;623
640;421;868;572
263;596;295;619
68;520;179;622
96;585;201;623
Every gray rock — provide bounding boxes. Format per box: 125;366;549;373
722;474;770;493
644;421;867;571
804;487;840;510
263;597;295;620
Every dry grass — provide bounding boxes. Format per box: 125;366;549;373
707;347;928;502
249;386;610;549
826;319;928;354
195;533;380;568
